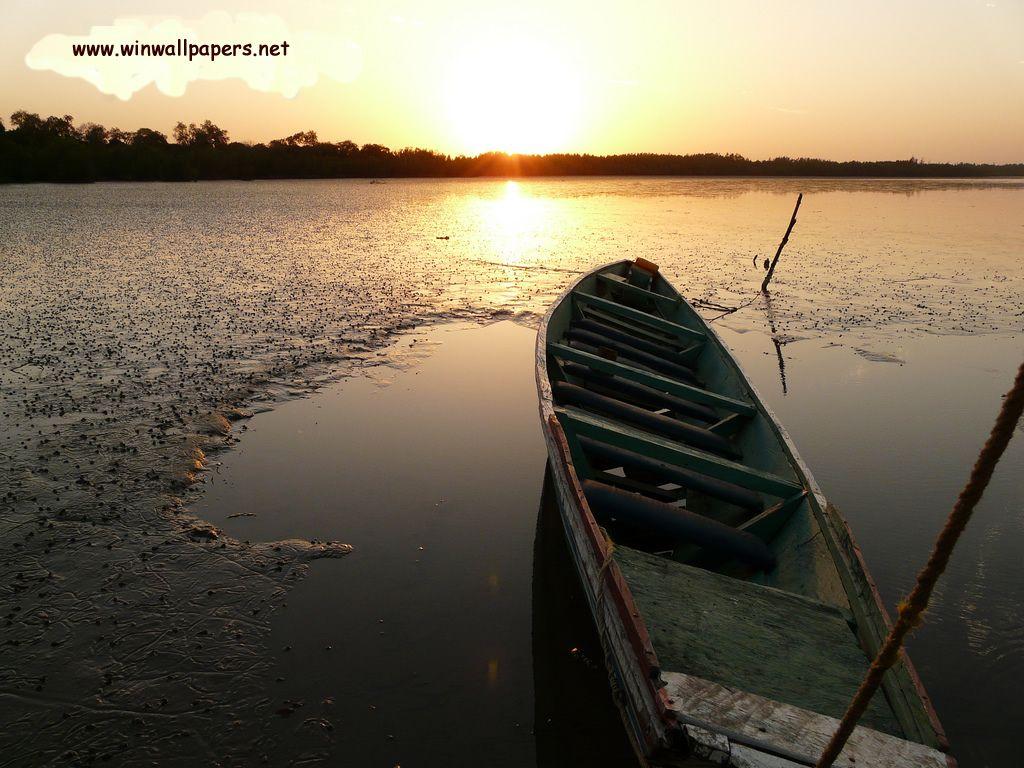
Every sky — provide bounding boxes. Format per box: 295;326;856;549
2;0;1023;162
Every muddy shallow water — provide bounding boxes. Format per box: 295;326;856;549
1;177;1022;766
195;322;574;766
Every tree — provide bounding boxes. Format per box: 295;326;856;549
10;111;45;134
274;128;317;146
172;121;190;145
79;123;108;144
173;120;229;148
131;128;168;147
107;128;131;145
359;143;392;157
43;114;77;139
198;120;229;148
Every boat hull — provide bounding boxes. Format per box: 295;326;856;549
535;260;952;768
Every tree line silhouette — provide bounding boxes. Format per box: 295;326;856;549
1;110;1021;183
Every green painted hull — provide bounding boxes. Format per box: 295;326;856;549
536;260;953;768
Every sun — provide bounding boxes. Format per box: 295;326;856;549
444;38;583;155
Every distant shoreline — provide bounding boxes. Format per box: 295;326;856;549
5;175;1024;186
2;111;1022;183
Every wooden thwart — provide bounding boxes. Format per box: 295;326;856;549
573;291;706;343
548;342;754;416
557;405;801;498
579;304;686;346
596;272;681;309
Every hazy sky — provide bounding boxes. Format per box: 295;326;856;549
3;0;1023;161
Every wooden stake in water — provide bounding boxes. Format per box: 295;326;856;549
761;193;803;292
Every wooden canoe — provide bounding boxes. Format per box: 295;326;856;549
535;259;954;768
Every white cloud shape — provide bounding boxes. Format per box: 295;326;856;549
25;12;361;100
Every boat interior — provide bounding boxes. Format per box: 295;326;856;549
543;258;942;747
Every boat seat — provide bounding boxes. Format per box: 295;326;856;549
561;338;712;401
573;291;706;345
596;272;680;311
613;546;904;737
582;480;776;571
580;305;688;348
562;361;717;423
565;328;699;384
574;318;688;360
578;436;763;511
549;342;756;418
553;382;739;459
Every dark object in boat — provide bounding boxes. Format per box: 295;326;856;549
582;479;775;570
578;436;762;511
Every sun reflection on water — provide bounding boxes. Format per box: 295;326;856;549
477;180;560;265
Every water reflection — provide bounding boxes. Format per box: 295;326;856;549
193;321;546;767
532;465;639;768
762;292;789;395
477;179;561;265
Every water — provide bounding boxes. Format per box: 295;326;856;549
190;321;637;766
1;178;1022;766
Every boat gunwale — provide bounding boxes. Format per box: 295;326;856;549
535;258;951;762
537;261;674;758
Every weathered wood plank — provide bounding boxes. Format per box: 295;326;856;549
574;291;706;342
558;406;801;497
615;547;895;734
662;671;948;768
548;342;755;416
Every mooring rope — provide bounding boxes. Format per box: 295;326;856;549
816;357;1024;767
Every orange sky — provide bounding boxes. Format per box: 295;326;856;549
4;0;1024;162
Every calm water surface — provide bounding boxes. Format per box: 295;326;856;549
1;178;1022;767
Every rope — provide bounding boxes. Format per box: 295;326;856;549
816;357;1024;767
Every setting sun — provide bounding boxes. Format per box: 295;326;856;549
443;37;583;155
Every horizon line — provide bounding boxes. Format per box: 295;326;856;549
3;110;1023;168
